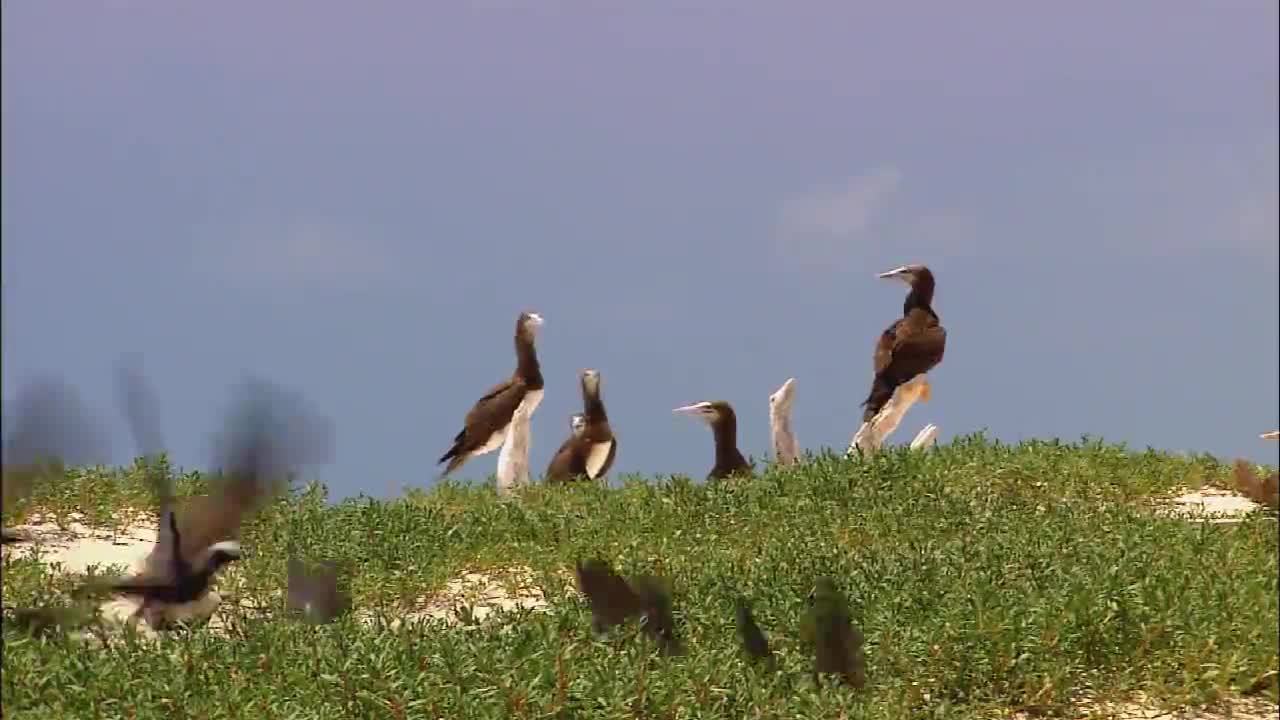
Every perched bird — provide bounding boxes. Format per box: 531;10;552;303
799;577;867;689
546;369;619;483
2;377;108;544
862;264;946;424
734;596;774;668
545;414;588;483
285;555;352;624
672;400;753;480
768;378;799;466
438;311;546;477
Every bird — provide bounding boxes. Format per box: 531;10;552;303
734;596;775;668
545;414;588;483
285;555;352;624
2;377;108;544
116;366;313;581
768;378;799;466
672;400;753;480
799;577;867;689
105;371;331;628
862;264;946;424
573;558;681;654
545;369;619;484
574;558;643;634
438;311;546;477
105;510;242;628
577;369;618;482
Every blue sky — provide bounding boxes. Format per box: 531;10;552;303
3;2;1276;500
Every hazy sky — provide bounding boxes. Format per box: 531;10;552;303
3;2;1277;499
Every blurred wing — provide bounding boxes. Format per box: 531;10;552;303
3;377;108;508
113;358;173;507
575;558;642;631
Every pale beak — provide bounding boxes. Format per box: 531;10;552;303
527;313;545;327
877;266;913;280
672;403;709;416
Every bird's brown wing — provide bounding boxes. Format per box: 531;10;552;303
878;313;946;382
545;435;586;483
871;319;903;375
575;559;643;631
455;378;528;451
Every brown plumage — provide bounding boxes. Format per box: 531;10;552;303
545;369;618;483
672;400;752;481
1233;460;1279;510
438;312;545;477
862;264;947;423
545;414;588;483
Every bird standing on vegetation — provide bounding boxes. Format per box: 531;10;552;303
672;400;753;480
768;378;799;466
862;264;946;424
545;369;618;483
438;312;545;477
799;577;867;689
546;414;588;482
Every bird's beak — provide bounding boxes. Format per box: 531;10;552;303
672;403;710;417
527;313;545;327
877;266;913;281
1262;430;1280;441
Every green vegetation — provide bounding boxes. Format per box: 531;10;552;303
3;435;1277;719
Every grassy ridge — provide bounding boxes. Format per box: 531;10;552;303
3;435;1277;719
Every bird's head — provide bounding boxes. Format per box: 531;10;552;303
768;378;796;415
877;263;931;287
517;311;544;340
672;400;734;426
569;413;587;437
200;541;242;574
580;368;601;395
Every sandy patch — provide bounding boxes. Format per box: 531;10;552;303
1156;488;1270;524
356;565;561;630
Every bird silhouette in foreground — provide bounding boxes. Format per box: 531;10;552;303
574;558;682;654
862;264;946;424
2;377;108;544
285;555;352;624
734;596;775;669
438;311;545;478
799;577;867;689
103;371;332;628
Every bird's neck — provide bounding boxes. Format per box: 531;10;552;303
582;389;608;422
514;336;544;387
713;417;742;468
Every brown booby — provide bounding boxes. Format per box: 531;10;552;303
861;264;946;424
438;311;545;477
545;413;588;483
768;378;799;466
672;400;753;480
545;369;619;484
